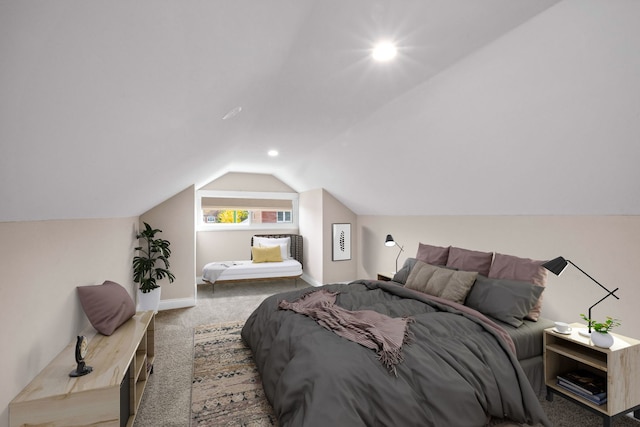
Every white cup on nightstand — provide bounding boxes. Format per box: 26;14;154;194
554;321;572;334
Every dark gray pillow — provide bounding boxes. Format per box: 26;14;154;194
465;275;544;328
392;258;418;284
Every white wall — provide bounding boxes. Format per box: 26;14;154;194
298;188;357;285
299;189;324;285
0;217;138;427
140;185;196;309
322;190;357;283
357;215;640;338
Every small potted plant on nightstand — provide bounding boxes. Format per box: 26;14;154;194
580;314;621;348
133;222;175;313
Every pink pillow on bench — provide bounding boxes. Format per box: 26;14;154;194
77;280;135;335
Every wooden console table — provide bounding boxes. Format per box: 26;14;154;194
10;311;155;427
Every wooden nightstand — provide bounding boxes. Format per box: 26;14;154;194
377;272;394;281
544;323;640;427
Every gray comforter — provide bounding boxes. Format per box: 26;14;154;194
241;280;551;427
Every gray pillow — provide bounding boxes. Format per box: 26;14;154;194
488;252;548;321
392;258;418;284
405;261;477;304
465;275;544;328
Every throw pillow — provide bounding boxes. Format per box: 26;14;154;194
405;261;478;304
253;236;291;260
392;258;418;284
446;246;493;276
252;245;283;263
465;275;545;328
77;280;136;336
488;253;548;321
415;243;450;266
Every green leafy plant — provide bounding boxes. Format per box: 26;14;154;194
133;222;175;293
580;314;621;333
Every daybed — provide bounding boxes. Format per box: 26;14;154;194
241;244;554;427
202;234;303;292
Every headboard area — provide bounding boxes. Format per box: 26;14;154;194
252;234;303;266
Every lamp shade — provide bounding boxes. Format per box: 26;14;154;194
385;235;395;247
542;256;568;276
384;234;404;273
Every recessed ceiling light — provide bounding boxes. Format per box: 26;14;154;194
372;42;397;62
268;150;279;157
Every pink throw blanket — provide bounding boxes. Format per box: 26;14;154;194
279;289;413;375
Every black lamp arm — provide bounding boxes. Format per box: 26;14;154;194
587;287;620;333
567;259;619;300
394;243;404;272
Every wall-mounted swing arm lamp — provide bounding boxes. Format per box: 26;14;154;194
542;256;620;337
384;234;404;273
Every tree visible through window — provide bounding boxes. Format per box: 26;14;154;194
204;209;249;224
198;192;297;229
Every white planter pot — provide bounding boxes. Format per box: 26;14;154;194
137;287;161;313
591;331;614;348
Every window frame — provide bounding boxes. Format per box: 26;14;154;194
196;190;299;231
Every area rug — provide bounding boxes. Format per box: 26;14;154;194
191;321;640;427
191;321;278;427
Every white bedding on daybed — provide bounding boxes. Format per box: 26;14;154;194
202;259;302;283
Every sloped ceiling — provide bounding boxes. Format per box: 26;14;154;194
2;0;639;222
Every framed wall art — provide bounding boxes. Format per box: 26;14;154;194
332;223;351;261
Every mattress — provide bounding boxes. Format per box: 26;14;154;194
202;259;302;283
498;317;555;361
496;316;554;395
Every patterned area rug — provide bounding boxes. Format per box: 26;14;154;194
191;321;278;427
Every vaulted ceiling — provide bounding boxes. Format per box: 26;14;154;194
2;0;639;222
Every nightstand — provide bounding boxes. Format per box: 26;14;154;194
544;323;640;427
377;272;394;281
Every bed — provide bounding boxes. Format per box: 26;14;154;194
202;234;303;292
241;244;554;427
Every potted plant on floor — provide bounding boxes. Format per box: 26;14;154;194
580;314;621;348
133;222;175;313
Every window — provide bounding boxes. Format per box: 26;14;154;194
203;209;249;224
277;211;291;223
197;190;298;230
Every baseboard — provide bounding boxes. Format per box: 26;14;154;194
159;297;196;311
301;273;323;287
300;274;353;286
